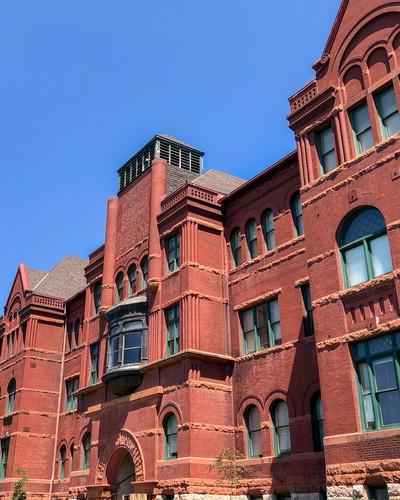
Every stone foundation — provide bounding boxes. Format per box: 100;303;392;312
327;483;400;499
155;494;321;500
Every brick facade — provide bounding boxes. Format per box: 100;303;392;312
1;1;400;499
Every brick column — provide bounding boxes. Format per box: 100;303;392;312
101;197;118;310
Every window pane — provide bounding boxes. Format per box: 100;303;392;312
242;309;254;333
384;111;400;137
351;102;371;133
373;357;397;391
124;320;142;331
269;300;280;324
246;331;256;354
248;407;260;431
277;426;291;453
125;333;142;349
345;245;368;286
250;429;261;457
358;127;374;152
379;390;400;425
124;347;141;364
368;335;392;355
275;402;289;426
370;235;392;277
320;126;334;153
323;149;337;172
376;86;398;117
342;208;386;245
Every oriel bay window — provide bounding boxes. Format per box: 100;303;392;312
166;233;180;272
241;298;281;355
316;125;336;173
339;207;392;288
166;305;180;356
374;85;400;140
107;319;147;370
353;332;400;430
349;100;373;154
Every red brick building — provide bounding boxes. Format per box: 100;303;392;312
1;1;400;499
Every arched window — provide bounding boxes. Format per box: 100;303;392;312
272;400;291;456
70;442;74;472
82;433;91;470
67;322;73;351
115;272;124;303
246;219;258;259
6;379;16;415
59;445;66;479
339;207;392;287
93;282;102;315
311;392;324;451
74;319;80;347
245;406;262;458
261;209;276;251
291;192;304;236
127;265;137;296
164;414;178;459
230;228;242;267
141;257;148;288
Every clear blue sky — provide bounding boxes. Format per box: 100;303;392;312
0;0;340;308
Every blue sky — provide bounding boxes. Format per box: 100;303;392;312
0;0;340;307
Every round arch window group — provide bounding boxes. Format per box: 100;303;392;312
114;256;149;305
58;432;91;479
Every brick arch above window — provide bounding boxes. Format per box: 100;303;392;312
264;389;296;418
158;402;183;427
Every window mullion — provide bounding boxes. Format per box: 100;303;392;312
253;308;260;351
367;358;380;429
364;238;374;279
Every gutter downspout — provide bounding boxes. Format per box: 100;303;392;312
49;310;67;499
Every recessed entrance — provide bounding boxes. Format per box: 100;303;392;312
107;450;136;500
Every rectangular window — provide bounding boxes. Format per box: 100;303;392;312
65;377;79;412
0;439;9;479
89;343;99;385
301;284;314;337
317;125;337;173
93;282;102;315
374;85;400;140
354;332;400;430
166;305;180;356
166;233;180;272
241;298;281;354
349;101;374;154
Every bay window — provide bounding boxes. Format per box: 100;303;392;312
107;319;147;370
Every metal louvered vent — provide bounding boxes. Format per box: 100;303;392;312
117;135;204;192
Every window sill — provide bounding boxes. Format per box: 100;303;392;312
75;381;103;396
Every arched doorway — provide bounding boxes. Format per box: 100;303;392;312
106;449;136;500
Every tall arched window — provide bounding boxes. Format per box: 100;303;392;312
246;219;258;259
141;257;148;288
230;228;242;267
67;322;73;351
164;413;178;459
291;192;304;236
115;272;124;303
74;319;80;347
272;400;291;456
311;392;324;451
128;265;137;296
82;433;91;470
70;442;74;472
245;406;262;458
261;209;276;251
339;207;392;287
93;282;102;315
6;379;16;415
59;445;66;479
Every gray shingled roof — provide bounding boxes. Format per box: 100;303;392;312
32;256;88;300
26;267;47;289
192;169;245;194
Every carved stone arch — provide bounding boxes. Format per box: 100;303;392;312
96;429;144;486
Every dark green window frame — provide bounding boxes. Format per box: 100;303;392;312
164;413;178;459
82;433;91;470
59;445;66;479
93;282;102;315
141;257;148;288
354;332;400;431
65;377;79;412
230;228;242;267
6;379;16;415
374;84;400;140
290;193;304;237
349;100;374;155
240;298;281;355
272;400;291;456
166;305;180;356
316;125;337;173
166;233;180;272
127;264;137;296
107;319;147;370
245;219;258;259
339;208;392;288
89;343;99;385
301;284;314;337
115;272;124;303
0;438;9;479
261;209;276;251
245;406;262;458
